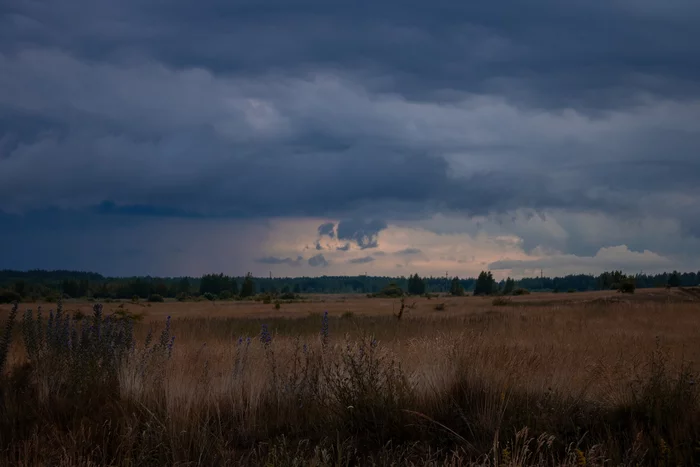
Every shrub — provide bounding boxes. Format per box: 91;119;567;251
0;290;21;304
132;295;140;303
175;292;188;302
274;301;281;310
203;292;217;301
567;288;576;293
341;311;355;319
434;303;446;311
620;282;636;294
372;283;404;298
513;288;530;296
148;294;165;303
219;290;233;300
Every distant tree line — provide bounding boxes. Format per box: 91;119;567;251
0;269;698;302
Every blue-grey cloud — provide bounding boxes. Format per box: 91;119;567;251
308;253;329;268
336;219;388;250
257;255;304;267
348;256;375;264
318;222;335;238
395;248;422;256
2;0;700;273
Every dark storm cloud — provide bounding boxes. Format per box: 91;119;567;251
308;254;329;268
257;256;304;267
348;256;375;264
2;0;700;270
318;222;336;238
336;220;388;250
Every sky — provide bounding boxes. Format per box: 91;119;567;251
1;0;700;278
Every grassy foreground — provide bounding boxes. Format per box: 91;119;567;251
1;299;700;466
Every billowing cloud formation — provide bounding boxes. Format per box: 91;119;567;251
317;222;335;238
1;0;700;276
257;256;304;267
308;254;329;268
336;220;388;250
348;256;375;264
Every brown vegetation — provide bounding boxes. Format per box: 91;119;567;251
1;289;700;465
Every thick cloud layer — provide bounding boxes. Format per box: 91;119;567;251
2;0;700;275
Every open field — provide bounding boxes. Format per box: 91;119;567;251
2;287;698;322
2;288;700;465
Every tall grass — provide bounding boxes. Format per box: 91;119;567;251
1;300;700;465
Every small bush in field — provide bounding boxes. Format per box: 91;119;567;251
567;288;576;293
513;288;530;296
132;295;140;303
148;294;165;303
274;301;281;310
203;292;216;301
434;302;446;311
620;282;636;294
219;290;233;300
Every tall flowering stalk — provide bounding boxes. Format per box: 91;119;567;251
260;324;272;347
0;302;19;375
18;301;173;395
320;311;329;349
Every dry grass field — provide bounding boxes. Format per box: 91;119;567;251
1;288;700;466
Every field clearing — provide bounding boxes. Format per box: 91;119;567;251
1;287;696;322
2;288;700;465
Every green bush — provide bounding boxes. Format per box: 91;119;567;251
148;294;165;303
513;288;530;296
203;292;217;301
274;301;281;310
219;290;233;300
372;283;404;298
620;282;636;294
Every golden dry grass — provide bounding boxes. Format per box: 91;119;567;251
2;289;700;465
